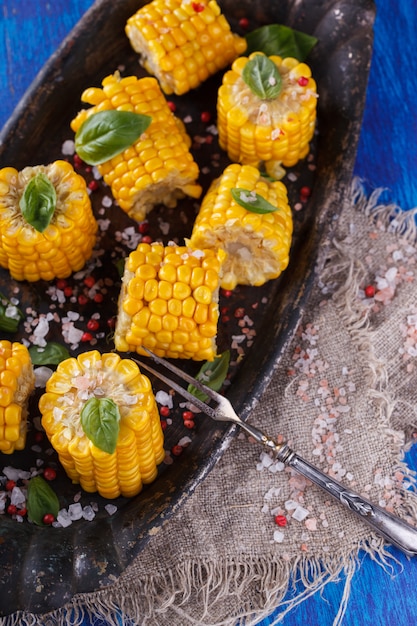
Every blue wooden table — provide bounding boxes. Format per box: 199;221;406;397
1;1;416;624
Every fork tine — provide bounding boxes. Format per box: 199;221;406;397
136;357;218;420
141;347;222;403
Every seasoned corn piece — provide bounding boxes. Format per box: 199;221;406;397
115;242;225;360
39;351;165;499
0;340;35;454
0;161;97;282
189;164;293;290
217;53;318;171
125;0;247;95
71;73;202;223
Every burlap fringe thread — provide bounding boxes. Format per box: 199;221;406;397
3;178;417;626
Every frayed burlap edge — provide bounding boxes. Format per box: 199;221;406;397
3;179;417;626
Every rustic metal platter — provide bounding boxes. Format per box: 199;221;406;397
0;0;375;615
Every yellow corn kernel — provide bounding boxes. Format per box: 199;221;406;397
189;163;293;290
115;243;226;360
217;52;317;171
39;351;165;499
71;74;201;222
0;341;35;454
125;0;247;96
0;161;97;282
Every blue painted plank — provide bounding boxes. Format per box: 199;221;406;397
1;1;417;625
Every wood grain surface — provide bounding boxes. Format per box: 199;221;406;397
1;1;417;624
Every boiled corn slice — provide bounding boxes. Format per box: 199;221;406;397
189;163;293;290
114;242;225;361
217;53;317;172
71;73;202;223
39;350;165;499
0;161;97;282
0;340;35;454
125;0;247;96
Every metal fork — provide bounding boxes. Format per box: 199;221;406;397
137;348;417;556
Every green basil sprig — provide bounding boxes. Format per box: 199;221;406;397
29;342;70;366
242;54;282;100
231;188;279;214
19;172;56;233
27;475;60;526
0;292;23;333
187;350;230;403
245;24;318;61
80;397;121;454
75;110;152;165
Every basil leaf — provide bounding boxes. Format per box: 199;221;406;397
245;24;318;61
242;55;282;100
27;476;60;526
187;351;230;403
231;188;279;214
0;292;23;333
29;342;70;365
19;172;56;233
75;110;152;165
80;397;120;454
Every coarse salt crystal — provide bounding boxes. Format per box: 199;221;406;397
82;505;96;521
155;390;173;408
61;139;75;155
10;486;26;508
68;503;84;521
105;504;118;516
3;467;31;481
57;509;73;528
292;505;309;522
273;530;285;543
34;366;54;388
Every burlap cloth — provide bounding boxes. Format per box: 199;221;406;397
6;178;417;625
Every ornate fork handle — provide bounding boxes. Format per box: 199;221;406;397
239;421;417;556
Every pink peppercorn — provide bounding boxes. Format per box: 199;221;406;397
84;276;95;288
88;180;99;191
200;111;211;123
364;284;376;298
141;235;153;244
171;444;183;456
297;76;309;86
87;319;100;332
239;17;250;29
42;513;55;525
78;294;89;306
274;514;287;527
160;406;170;418
94;293;104;304
43;467;57;481
81;332;93;342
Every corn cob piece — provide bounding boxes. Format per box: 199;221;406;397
114;242;225;361
0;340;35;454
0;161;97;282
39;350;165;499
125;0;247;96
188;163;293;290
71;73;202;223
217;52;317;173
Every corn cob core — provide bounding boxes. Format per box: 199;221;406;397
0;161;97;282
0;340;35;454
217;53;318;172
71;73;202;223
125;0;247;96
115;242;225;361
189;164;293;290
39;350;165;499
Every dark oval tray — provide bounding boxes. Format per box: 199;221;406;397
0;0;375;615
